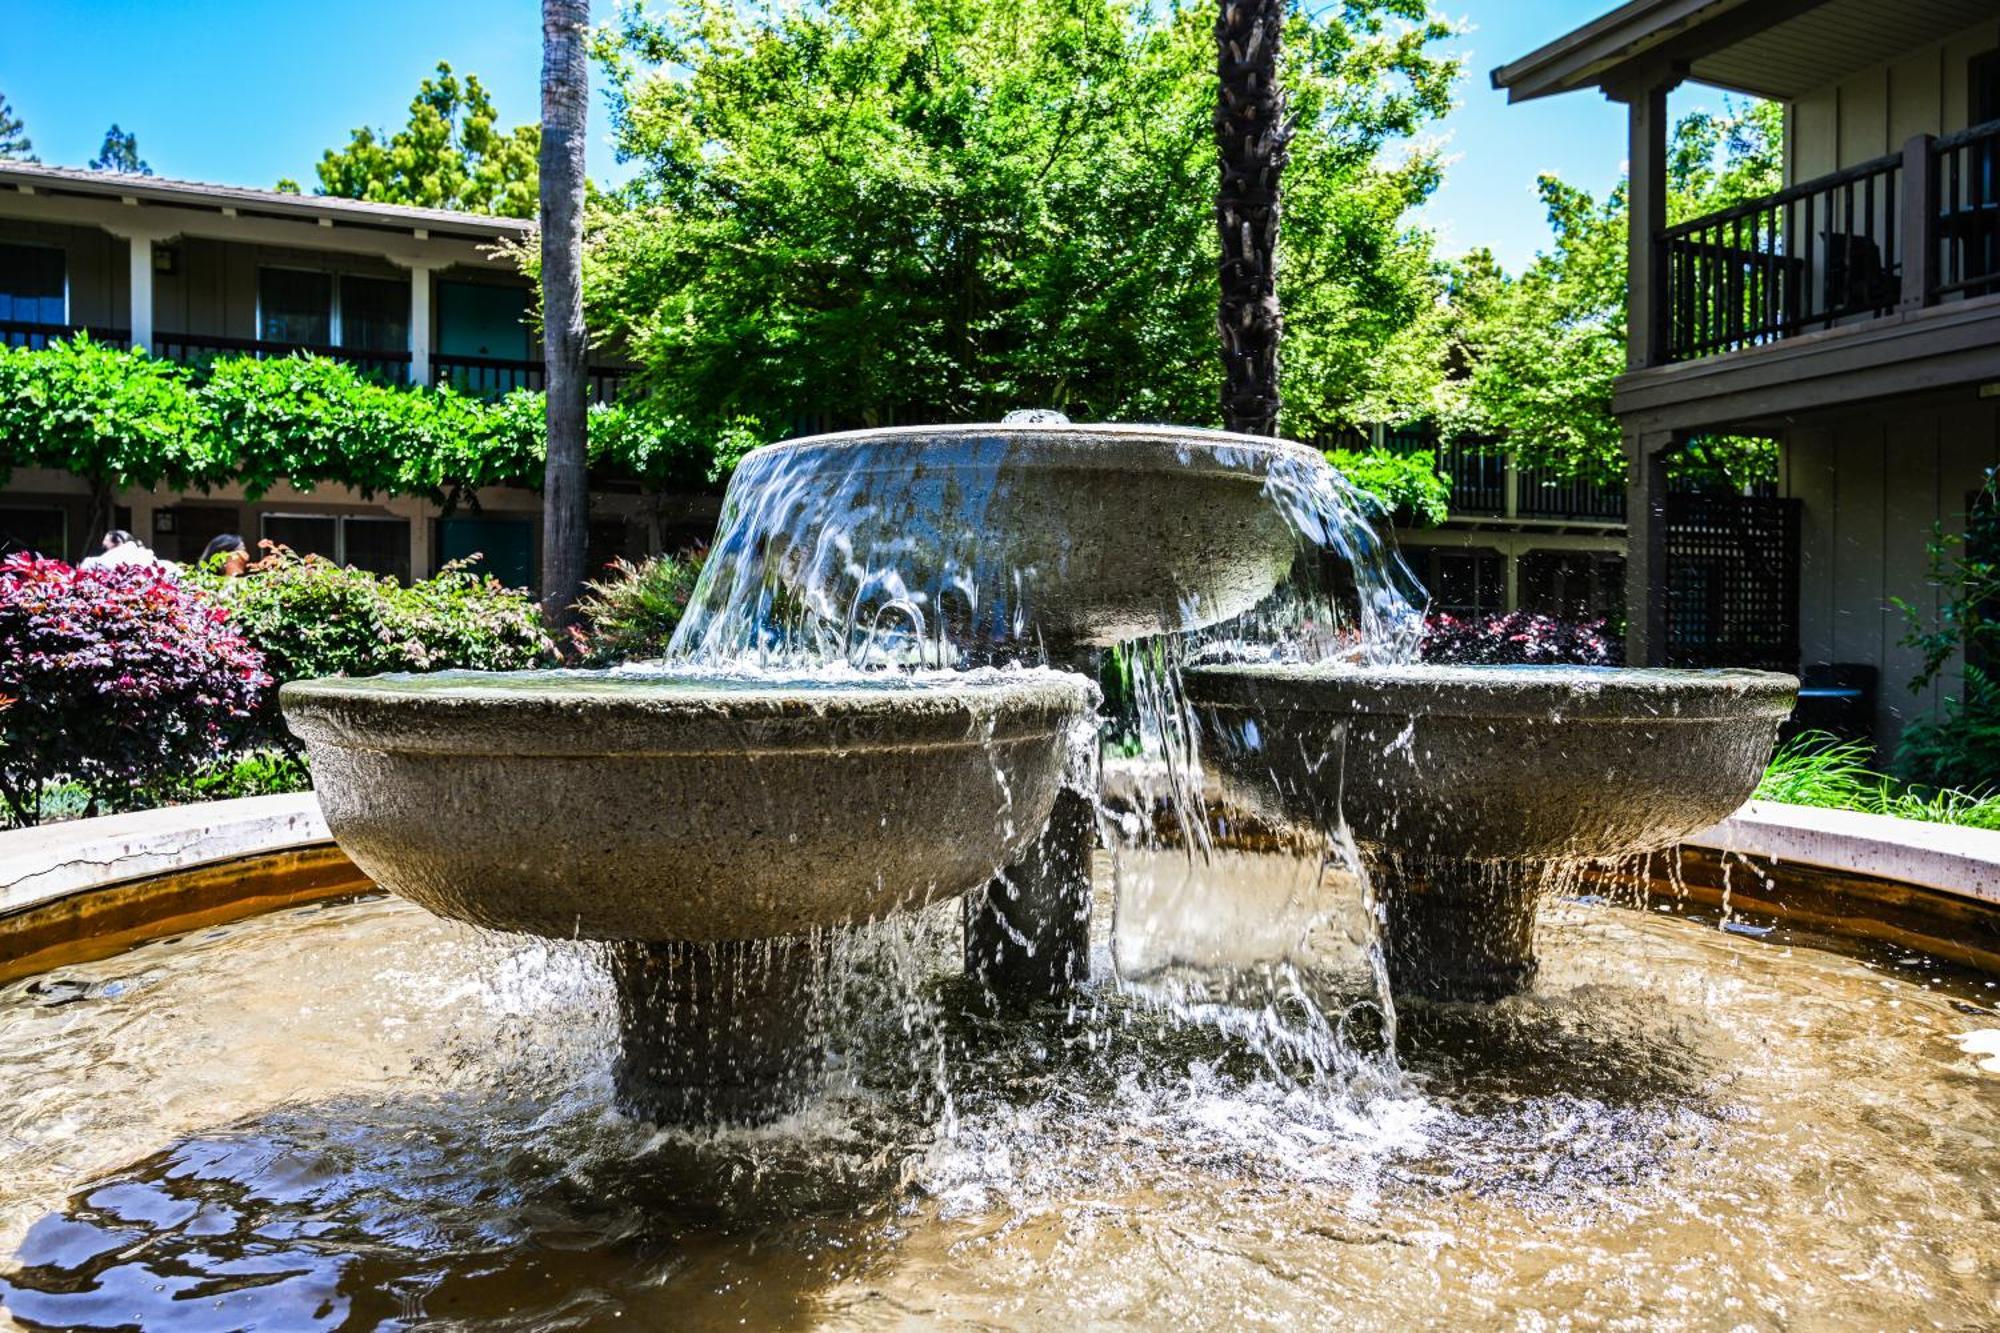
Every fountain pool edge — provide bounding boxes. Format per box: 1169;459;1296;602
0;793;366;985
3;790;1999;984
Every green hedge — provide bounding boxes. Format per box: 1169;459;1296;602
0;336;712;502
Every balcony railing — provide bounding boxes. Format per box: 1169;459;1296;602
1655;119;2000;364
1659;152;1903;361
1;319;130;349
1432;438;1624;523
1931;120;2000;301
431;353;634;405
154;331;413;382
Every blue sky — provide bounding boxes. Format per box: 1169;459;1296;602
3;1;1722;271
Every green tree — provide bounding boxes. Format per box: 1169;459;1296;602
1450;99;1783;482
291;62;541;218
0;93;35;162
90;124;150;175
584;0;1456;456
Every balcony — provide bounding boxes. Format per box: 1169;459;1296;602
1;322;635;405
1;319;128;349
430;353;634;405
153;330;413;383
1434;437;1625;524
1654;119;2000;365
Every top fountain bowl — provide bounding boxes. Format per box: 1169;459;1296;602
745;423;1327;649
282;668;1096;942
1183;663;1799;862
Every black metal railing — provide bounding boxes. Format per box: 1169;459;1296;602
1515;462;1626;521
430;353;633;404
0;319;130;349
153;331;413;382
1659;151;1903;362
1436;436;1506;515
1932;119;2000;301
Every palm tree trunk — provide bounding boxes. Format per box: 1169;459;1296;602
1215;0;1289;437
540;0;591;634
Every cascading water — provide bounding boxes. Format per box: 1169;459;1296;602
662;418;1430;1094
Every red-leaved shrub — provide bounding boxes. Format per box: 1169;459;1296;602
1420;611;1619;667
0;554;269;825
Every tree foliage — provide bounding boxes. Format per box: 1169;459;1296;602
1326;445;1449;527
580;0;1457;452
287;62;540;218
90;123;150;175
1448;99;1783;482
0;93;34;162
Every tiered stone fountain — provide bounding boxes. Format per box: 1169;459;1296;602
283;420;1797;1121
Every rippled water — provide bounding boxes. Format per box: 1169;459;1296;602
4;859;1995;1330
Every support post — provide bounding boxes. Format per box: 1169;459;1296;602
1370;855;1544;1002
1900;133;1938;311
1623;430;1675;667
407;261;434;387
608;937;825;1125
1611;72;1676;370
125;232;154;354
963;646;1099;1009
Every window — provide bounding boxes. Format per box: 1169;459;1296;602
1423;548;1504;619
340;275;409;352
262;513;411;583
439;516;533;590
0;506;67;560
1520;551;1625;623
258;268;333;346
437;281;531;359
0;244;65;327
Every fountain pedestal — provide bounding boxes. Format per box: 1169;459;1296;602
609;938;825;1124
1370;856;1540;1002
964;782;1097;1008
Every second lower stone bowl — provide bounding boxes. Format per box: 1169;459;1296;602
282;668;1097;942
1183;663;1799;862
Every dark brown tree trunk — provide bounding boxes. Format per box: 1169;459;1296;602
539;0;591;635
1215;0;1289;437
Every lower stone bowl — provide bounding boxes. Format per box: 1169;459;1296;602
281;668;1097;942
688;423;1334;654
1183;663;1799;862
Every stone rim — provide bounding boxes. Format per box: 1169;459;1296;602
282;669;1097;757
1184;662;1799;722
748;422;1327;477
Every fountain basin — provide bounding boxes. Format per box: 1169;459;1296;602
694;423;1329;653
282;669;1096;942
1184;664;1798;861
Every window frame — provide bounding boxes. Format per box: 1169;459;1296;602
259;510;412;582
0;242;70;328
254;265;411;351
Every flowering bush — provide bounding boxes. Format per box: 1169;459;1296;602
0;555;269;826
1419;611;1619;667
187;546;555;745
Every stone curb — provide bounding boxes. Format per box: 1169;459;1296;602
0;793;331;919
1683;800;2000;908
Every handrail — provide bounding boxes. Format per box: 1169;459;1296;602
1932;116;2000;152
1658;149;1904;242
154;331;412;364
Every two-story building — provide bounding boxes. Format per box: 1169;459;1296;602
0;162;714;585
1497;0;2000;750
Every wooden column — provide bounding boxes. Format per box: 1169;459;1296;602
1622;80;1673;371
1900;133;1938;311
1624;431;1676;666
